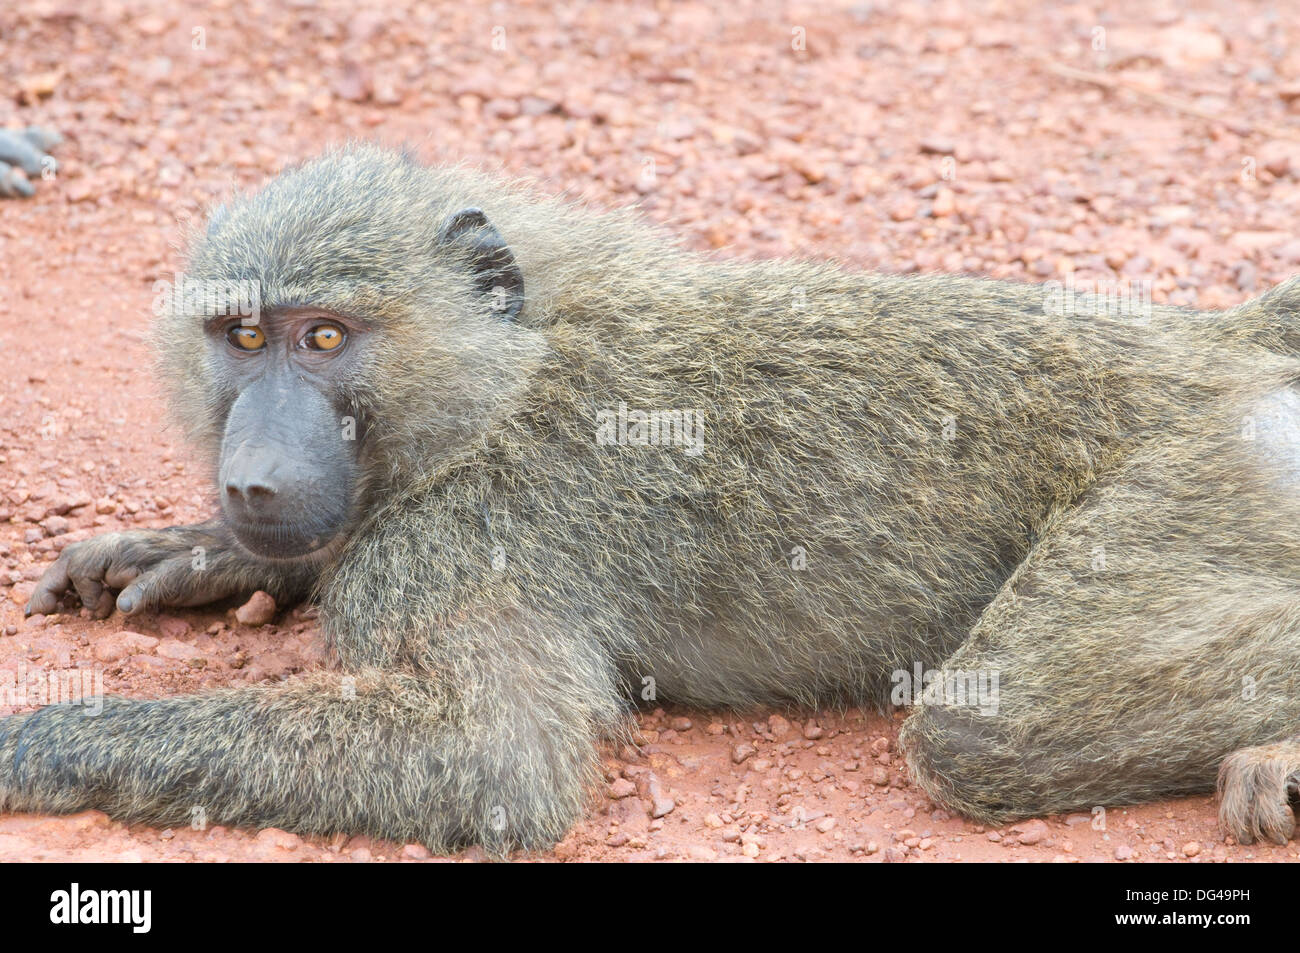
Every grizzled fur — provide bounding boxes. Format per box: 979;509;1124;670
13;144;1300;851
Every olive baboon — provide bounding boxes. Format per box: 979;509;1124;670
16;144;1300;851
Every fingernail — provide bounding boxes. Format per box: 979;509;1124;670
118;596;133;612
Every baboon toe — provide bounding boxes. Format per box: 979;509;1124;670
1217;742;1300;846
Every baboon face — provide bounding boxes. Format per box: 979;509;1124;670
199;204;530;560
213;306;364;559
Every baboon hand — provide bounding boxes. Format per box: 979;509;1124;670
25;523;245;619
1217;738;1300;845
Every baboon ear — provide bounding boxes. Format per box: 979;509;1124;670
437;207;524;320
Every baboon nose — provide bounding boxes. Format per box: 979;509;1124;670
225;479;277;504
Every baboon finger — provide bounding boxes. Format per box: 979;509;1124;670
116;569;164;616
68;570;106;616
116;558;223;615
103;565;142;589
25;557;71;616
88;589;116;620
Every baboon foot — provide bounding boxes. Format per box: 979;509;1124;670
1217;739;1300;845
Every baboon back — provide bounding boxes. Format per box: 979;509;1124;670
270;150;1294;706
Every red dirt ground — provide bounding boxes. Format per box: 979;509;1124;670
1;0;1299;862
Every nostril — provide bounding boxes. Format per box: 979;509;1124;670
225;481;276;502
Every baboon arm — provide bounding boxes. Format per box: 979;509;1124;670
0;617;623;852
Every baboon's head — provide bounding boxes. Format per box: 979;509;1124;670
156;146;549;560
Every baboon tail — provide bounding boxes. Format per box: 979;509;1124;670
1225;275;1300;357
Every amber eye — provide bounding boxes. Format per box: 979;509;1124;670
227;325;266;351
303;324;345;351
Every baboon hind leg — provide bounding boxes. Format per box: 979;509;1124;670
900;424;1300;837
